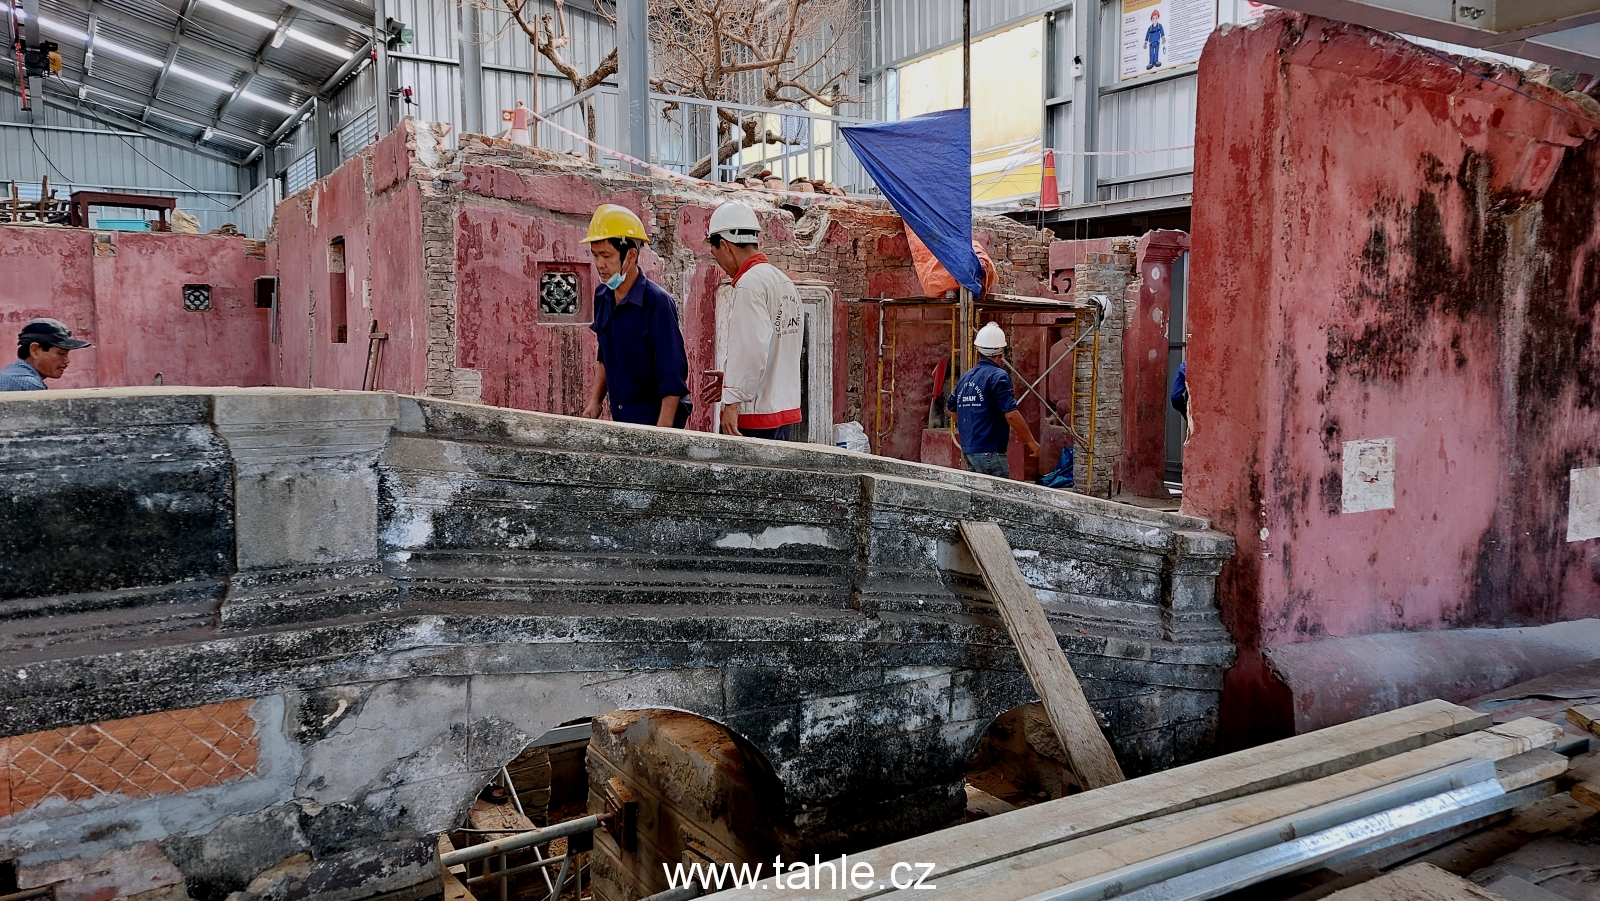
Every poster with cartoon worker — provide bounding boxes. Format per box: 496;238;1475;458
1119;0;1214;80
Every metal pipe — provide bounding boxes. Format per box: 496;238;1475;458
548;850;573;901
502;765;526;819
1021;760;1501;901
463;853;568;882
440;815;603;866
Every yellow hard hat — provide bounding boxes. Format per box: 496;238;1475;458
582;204;649;244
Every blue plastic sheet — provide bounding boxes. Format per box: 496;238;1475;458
841;108;984;295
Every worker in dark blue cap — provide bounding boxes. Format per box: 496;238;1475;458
1;318;92;391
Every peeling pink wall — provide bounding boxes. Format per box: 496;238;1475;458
1122;231;1188;497
266;124;1062;467
0;226;269;389
1187;12;1600;744
269;127;430;393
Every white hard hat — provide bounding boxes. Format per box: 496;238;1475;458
708;201;761;245
975;322;1007;352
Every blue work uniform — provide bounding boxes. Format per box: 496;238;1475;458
590;274;692;426
0;360;47;391
949;357;1018;477
1145;22;1165;69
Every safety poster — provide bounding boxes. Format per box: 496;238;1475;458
1119;0;1216;80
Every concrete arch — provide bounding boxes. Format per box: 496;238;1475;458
0;388;1234;900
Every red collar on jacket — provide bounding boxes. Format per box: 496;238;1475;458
731;253;770;287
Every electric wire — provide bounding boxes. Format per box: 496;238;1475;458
114;131;237;201
28;127;73;182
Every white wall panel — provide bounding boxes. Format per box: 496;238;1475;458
1095;72;1196;196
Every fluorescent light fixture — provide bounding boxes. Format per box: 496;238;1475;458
171;65;234;91
197;0;276;31
239;91;297;114
93;35;165;68
195;0;352;59
286;30;351;59
37;16;90;44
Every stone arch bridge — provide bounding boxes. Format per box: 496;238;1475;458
0;388;1233;900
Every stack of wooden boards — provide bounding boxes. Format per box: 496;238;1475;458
706;698;1598;901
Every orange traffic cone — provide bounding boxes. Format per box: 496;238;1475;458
1039;148;1061;210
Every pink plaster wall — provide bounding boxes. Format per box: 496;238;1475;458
0;226;269;389
269;129;430;394
1122;231;1188;497
1187;12;1600;744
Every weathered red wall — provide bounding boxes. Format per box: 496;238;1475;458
0;226;269;389
269;127;430;393
1187;13;1600;743
1122;231;1188;497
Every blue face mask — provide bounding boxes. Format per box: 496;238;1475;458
605;272;625;291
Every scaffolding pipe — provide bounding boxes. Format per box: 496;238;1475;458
440;815;603;866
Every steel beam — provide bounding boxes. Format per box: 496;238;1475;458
52;70;267;147
277;0;373;39
269;95;314;143
1274;0;1600;72
372;0;389;134
0;73;247;162
615;0;648;169
458;0;482;135
87;5;322;95
80;4;99;100
213;7;296;129
320;39;370;94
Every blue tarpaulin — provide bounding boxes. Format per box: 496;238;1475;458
841;108;984;295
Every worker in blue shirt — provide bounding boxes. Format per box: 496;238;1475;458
0;318;91;391
948;322;1041;479
580;204;693;428
1144;10;1164;70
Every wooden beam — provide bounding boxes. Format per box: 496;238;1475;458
924;718;1562;901
438;835;477;901
1566;704;1600;737
704;700;1491;901
1319;863;1508;901
959;520;1124;790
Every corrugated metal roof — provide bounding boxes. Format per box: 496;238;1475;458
2;0;373;156
870;0;1058;70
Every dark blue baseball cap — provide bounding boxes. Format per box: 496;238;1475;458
19;318;91;350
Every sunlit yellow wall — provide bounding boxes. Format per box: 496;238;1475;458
897;19;1044;203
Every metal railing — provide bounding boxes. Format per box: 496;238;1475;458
441;763;606;901
647;93;872;191
534;86;876;193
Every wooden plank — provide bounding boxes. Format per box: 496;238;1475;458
468;798;537;841
958;520;1124;789
1572;780;1600;810
1567;704;1600;736
915;719;1562;901
438;836;477;901
1416;794;1598;875
965;784;1018;818
703;700;1491;901
1320;863;1509;901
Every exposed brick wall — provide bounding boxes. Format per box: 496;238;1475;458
1069;239;1137;496
278;121;1086;469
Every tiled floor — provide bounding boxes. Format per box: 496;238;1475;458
3;699;259;815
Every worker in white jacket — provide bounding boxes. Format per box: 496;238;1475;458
702;201;803;439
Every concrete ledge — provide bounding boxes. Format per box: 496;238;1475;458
1265;619;1600;733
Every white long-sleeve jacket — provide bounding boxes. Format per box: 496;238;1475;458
719;257;803;430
